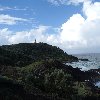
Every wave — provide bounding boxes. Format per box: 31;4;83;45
66;53;100;71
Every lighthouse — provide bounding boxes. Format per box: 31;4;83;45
35;39;36;43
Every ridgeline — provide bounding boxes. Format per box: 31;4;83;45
0;43;78;67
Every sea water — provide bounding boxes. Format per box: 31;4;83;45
66;53;100;87
67;53;100;71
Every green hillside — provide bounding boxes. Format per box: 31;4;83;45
0;43;78;67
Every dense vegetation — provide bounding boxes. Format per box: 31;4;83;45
0;43;99;100
0;43;78;67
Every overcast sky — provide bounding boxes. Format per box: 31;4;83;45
0;0;100;54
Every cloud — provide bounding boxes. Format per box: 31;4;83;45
0;25;59;49
60;14;85;42
0;6;12;11
40;1;100;53
9;25;50;44
83;1;100;21
0;28;12;45
58;0;100;53
47;0;92;6
0;0;100;54
0;6;28;11
0;26;51;44
0;14;28;25
47;0;59;6
67;0;92;5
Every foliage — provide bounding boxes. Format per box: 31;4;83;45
73;82;92;97
44;69;74;98
0;43;99;100
0;43;78;67
0;75;23;100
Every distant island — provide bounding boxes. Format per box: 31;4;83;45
0;43;100;100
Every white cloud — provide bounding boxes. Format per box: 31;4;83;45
0;6;28;11
60;14;85;42
0;25;59;49
67;0;92;5
58;0;100;53
83;1;100;21
47;0;92;5
0;14;28;25
0;26;51;44
12;6;28;11
0;6;12;11
47;0;59;6
0;0;100;54
46;0;100;53
0;28;11;45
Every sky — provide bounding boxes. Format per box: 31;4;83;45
0;0;100;54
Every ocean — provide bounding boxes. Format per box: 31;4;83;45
67;53;100;71
66;53;100;87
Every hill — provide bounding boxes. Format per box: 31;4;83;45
0;47;32;66
0;43;99;100
0;43;78;67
